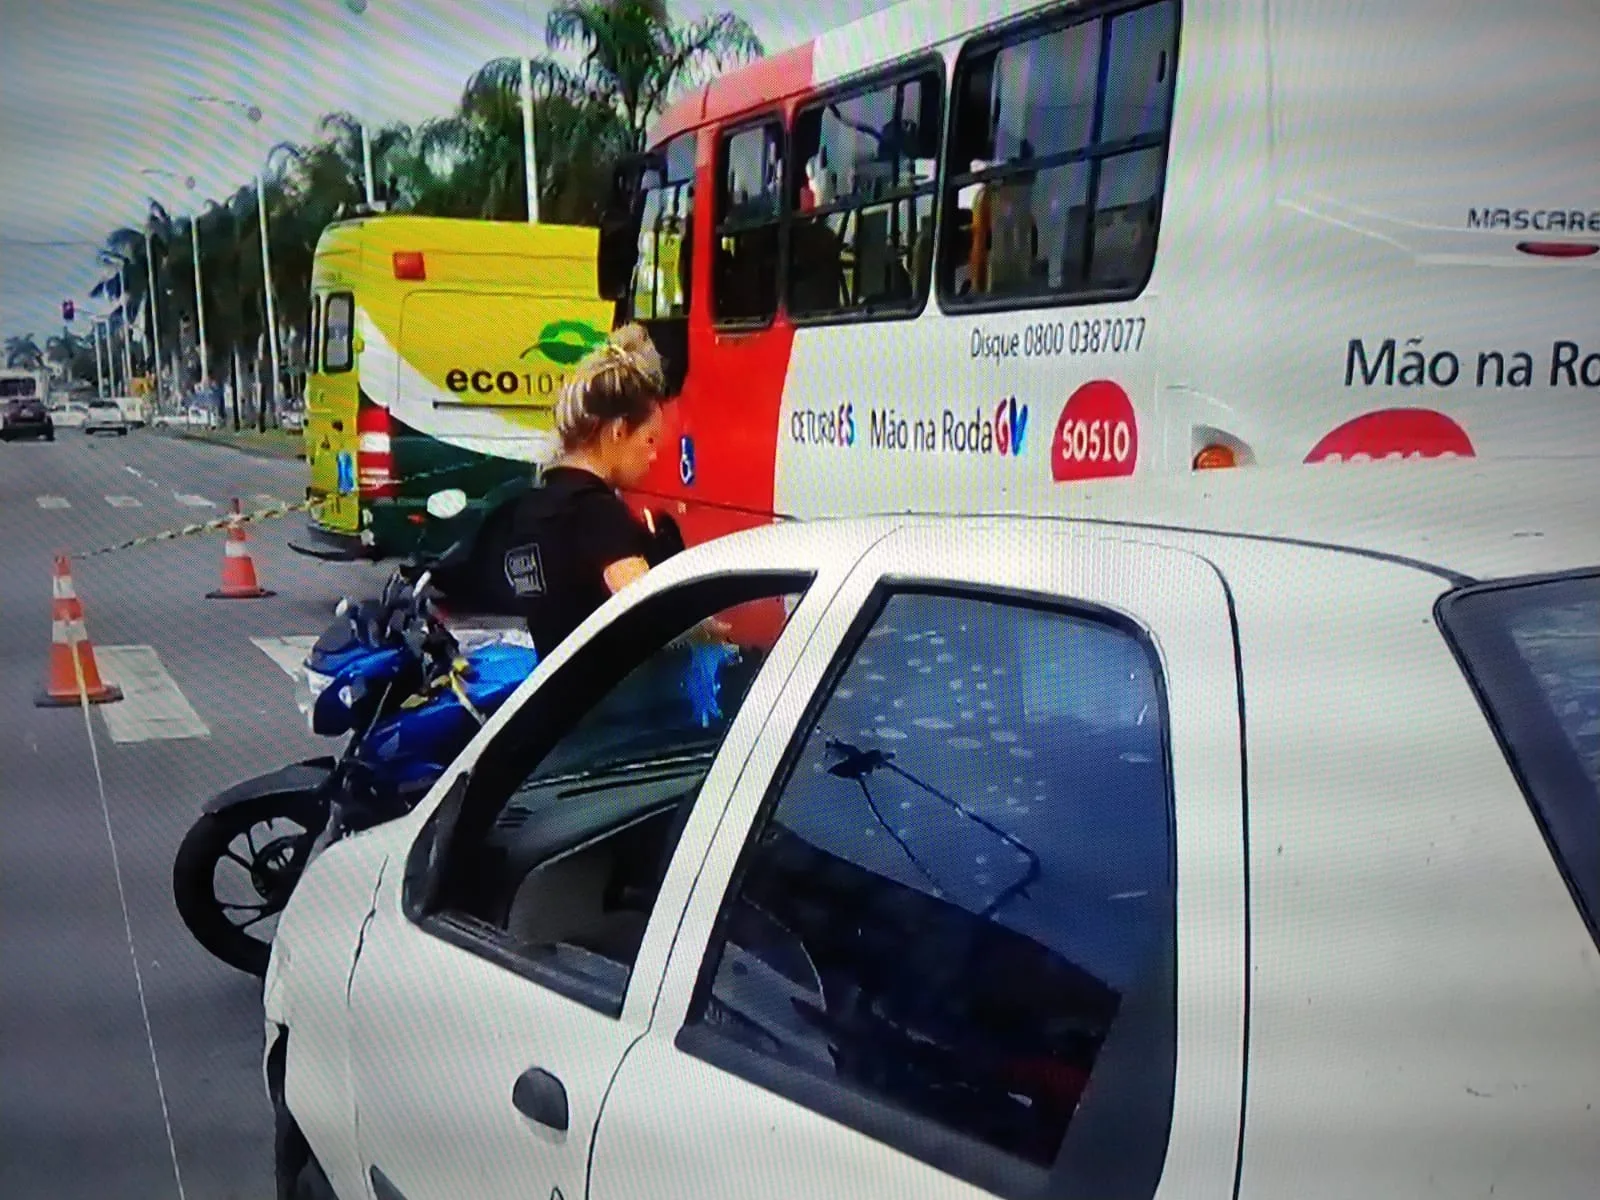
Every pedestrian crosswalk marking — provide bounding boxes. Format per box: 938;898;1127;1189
105;495;142;508
175;494;214;507
36;495;70;509
95;646;211;743
251;635;318;680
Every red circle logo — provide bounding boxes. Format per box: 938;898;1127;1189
1051;380;1139;482
1304;408;1475;463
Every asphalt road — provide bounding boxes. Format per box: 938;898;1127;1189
0;427;394;1199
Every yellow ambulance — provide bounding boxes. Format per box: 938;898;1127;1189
293;214;614;602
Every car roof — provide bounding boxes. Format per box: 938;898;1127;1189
738;458;1599;587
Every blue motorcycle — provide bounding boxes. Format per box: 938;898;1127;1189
172;545;538;977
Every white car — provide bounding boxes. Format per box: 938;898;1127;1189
82;398;130;436
51;402;89;428
264;458;1599;1200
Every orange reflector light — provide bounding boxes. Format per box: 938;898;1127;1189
1193;444;1237;470
393;251;426;279
1516;241;1598;259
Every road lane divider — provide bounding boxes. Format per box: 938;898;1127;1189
65;459;474;561
68;495;314;560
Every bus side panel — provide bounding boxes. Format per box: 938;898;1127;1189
769;0;1267;521
1257;0;1600;466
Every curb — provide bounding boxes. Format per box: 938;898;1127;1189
159;426;306;461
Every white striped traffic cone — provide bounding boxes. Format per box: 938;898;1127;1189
206;498;275;600
36;554;123;706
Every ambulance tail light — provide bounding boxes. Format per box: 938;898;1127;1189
357;405;397;498
392;251;426;280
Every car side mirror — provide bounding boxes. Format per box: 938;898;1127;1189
402;770;471;921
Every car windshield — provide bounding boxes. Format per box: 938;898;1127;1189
0;379;37;398
1441;572;1600;938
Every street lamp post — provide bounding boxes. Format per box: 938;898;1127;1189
142;169;206;395
187;95;281;429
144;228;163;407
100;254;139;404
190;212;211;391
256;167;282;430
91;317;106;396
521;0;540;223
341;0;378;206
116;262;135;393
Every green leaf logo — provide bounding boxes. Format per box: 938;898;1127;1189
524;320;606;366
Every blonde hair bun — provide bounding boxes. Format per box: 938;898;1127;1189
554;323;667;452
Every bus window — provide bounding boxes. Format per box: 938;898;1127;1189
630;133;696;323
713;119;784;326
324;293;354;374
307;294;322;375
939;0;1177;307
787;64;944;321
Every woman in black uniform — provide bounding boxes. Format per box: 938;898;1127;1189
501;323;683;659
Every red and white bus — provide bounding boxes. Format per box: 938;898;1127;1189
594;0;1599;550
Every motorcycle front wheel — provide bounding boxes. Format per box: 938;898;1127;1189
173;793;327;977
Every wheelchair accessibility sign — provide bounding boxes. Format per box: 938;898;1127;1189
335;451;356;495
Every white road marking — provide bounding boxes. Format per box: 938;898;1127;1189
36;495;70;509
174;493;214;507
251;635;318;680
94;646;211;743
253;494;285;508
105;495;142;508
124;465;144;478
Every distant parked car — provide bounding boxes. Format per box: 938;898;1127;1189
83;399;130;436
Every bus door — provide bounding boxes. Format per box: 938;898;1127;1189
306;288;362;536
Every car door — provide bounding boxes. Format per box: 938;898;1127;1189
591;522;1249;1200
342;558;851;1200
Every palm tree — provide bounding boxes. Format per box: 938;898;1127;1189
5;333;44;368
45;330;97;385
88;0;763;414
543;0;763;151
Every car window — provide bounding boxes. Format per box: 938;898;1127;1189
1440;572;1600;939
680;590;1175;1198
427;575;813;1017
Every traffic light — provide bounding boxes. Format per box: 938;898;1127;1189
61;299;74;322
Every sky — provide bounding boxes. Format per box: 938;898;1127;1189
0;0;896;343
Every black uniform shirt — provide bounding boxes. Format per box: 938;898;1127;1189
502;466;651;659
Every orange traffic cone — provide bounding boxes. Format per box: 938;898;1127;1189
207;499;275;600
36;554;123;707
